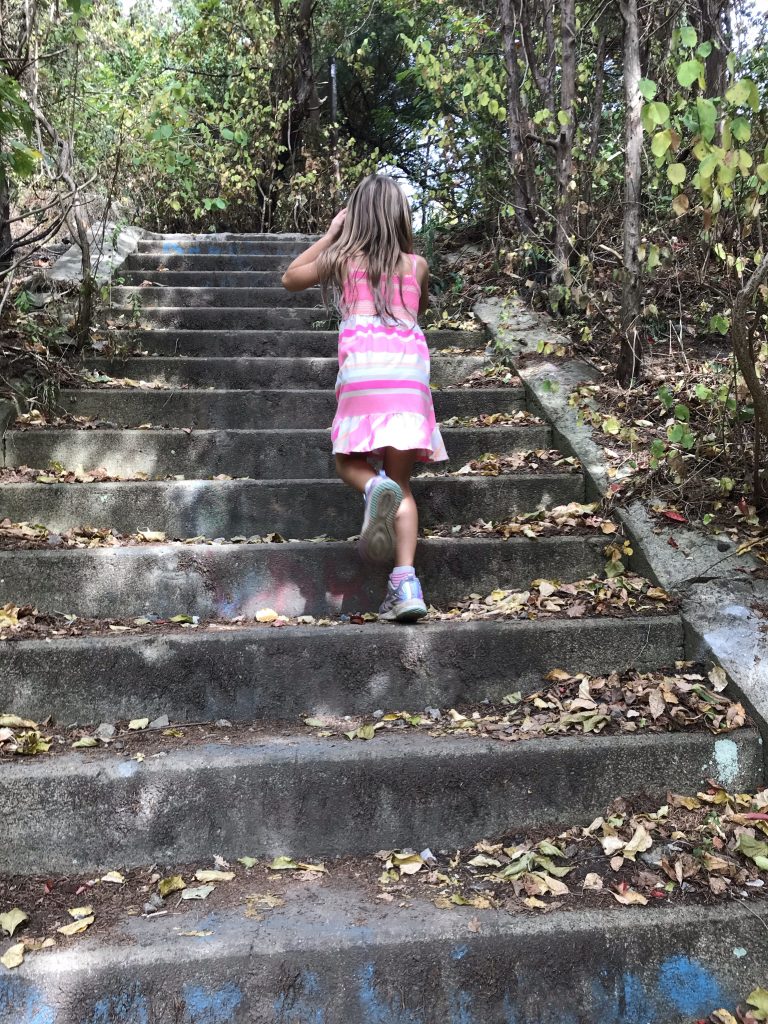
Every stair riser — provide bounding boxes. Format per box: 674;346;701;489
98;329;487;357
137;239;309;255
119;308;337;329
4;426;552;478
56;388;526;428
1;617;683;724
0;537;607;618
124;253;293;271
110;286;322;308
0;474;580;537
6;903;763;1024
119;271;285;286
83;356;487;389
0;731;759;873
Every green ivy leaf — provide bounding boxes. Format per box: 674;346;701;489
638;79;657;101
667;163;686;185
726;78;759;111
731;116;751;142
696;98;717;142
679;25;698;48
677;59;704;89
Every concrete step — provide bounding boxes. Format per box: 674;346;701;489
7;894;763;1024
0;474;578;538
83;355;487;389
0;535;608;618
99;328;487;357
124;252;293;271
110;286;323;308
1;727;759;873
137;238;309;255
119;270;285;287
2;616;683;724
113;306;338;329
56;387;527;428
4;425;551;478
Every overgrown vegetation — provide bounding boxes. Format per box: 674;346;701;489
1;0;767;528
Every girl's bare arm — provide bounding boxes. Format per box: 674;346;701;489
281;209;346;292
415;254;430;315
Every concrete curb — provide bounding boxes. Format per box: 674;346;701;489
474;296;768;742
55;386;527;429
2;893;764;1023
46;224;148;286
0;472;582;536
1;728;758;873
82;354;488;389
0;615;684;724
3;424;553;479
0;535;609;618
100;327;486;357
0;396;15;437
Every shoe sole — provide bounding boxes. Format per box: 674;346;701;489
380;599;428;624
358;479;403;565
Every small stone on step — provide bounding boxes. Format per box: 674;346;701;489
149;715;170;730
95;723;116;742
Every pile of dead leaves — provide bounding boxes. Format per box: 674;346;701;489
441;410;542;428
375;784;768;915
304;665;746;743
450;364;521;389
425;501;616;540
0;519;307;551
421;450;582;478
432;574;674;622
81;370;171;390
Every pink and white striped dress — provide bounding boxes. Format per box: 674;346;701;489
331;255;448;463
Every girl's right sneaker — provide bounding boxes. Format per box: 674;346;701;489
358;471;403;564
379;574;428;623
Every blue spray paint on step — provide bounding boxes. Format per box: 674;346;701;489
182;982;242;1024
273;970;324;1024
0;977;54;1024
82;984;148;1024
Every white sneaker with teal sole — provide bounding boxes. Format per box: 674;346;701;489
379;575;428;623
358;471;403;565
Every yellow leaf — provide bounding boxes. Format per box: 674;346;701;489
0;942;25;969
194;870;234;883
0;909;28;937
669;794;701;810
623;825;653;861
255;608;278;623
523;896;548;909
0;714;36;729
101;871;126;884
611;888;648;906
158;875;186;897
128;718;149;730
57;915;94;936
67;906;93;920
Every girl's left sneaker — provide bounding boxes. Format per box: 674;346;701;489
358;471;403;564
379;574;428;623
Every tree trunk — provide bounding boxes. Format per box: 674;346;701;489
617;0;644;386
552;0;576;281
697;0;729;97
0;162;13;275
581;23;607;242
499;0;535;234
732;253;768;440
296;0;320;129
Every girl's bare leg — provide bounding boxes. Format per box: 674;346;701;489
335;453;377;493
382;448;418;566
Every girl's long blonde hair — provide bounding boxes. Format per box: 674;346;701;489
319;173;415;323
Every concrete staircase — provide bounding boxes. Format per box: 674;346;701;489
0;233;764;1022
